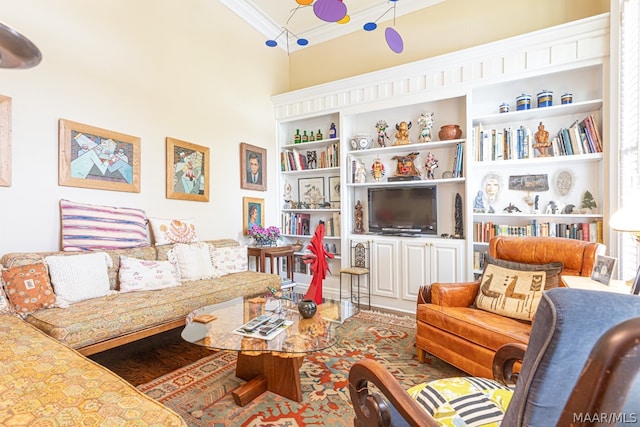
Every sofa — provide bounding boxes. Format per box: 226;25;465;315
0;238;281;424
416;236;605;378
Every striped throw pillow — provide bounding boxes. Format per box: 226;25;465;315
60;199;150;251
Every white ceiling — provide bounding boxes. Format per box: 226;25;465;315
218;0;444;53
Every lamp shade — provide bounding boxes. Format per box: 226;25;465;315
610;207;640;232
0;22;41;69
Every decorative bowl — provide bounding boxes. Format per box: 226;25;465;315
438;124;462;140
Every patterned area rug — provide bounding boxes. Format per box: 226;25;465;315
138;310;463;426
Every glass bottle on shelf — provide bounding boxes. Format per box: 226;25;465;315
302;131;309;143
316;128;323;141
329;123;337;138
310;131;315;141
294;129;301;144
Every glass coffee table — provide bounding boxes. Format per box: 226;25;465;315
182;289;354;405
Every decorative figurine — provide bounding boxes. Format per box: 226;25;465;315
391;152;421;177
375;120;390;147
545;200;559;214
354;160;367;184
504;203;522;213
424;151;439;180
418;112;434;142
370;157;385;182
283;182;293;209
533;122;552;157
534;195;540;213
393;121;412;145
581;190;597;213
354;200;365;234
454;193;464;239
473;190;485;213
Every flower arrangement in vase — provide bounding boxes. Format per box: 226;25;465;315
248;225;281;247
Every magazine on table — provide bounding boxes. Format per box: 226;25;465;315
233;316;293;341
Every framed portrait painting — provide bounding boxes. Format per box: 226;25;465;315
166;137;210;202
58;119;141;192
240;142;267;191
0;95;11;187
243;197;264;235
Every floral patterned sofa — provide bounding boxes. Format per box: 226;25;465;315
0;239;280;425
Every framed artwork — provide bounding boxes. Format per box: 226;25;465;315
240;142;267;191
631;266;640;295
298;177;325;208
591;254;617;286
243;197;264;235
58;119;141;192
328;176;340;203
0;95;11;187
166;137;210;202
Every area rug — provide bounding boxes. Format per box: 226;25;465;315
138;310;463;426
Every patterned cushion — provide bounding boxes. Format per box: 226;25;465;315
408;377;513;427
0;275;11;314
211;245;248;276
45;252;115;307
475;256;563;321
60;199;150;251
118;255;181;292
1;263;57;315
149;217;198;245
168;242;221;281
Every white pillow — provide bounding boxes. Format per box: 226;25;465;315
167;242;221;281
118;255;181;293
211;245;248;276
149;217;198;245
45;252;114;307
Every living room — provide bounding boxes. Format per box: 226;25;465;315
1;0;638;425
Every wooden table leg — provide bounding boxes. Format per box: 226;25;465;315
234;352;304;404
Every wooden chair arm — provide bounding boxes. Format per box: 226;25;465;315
492;343;527;387
349;358;440;427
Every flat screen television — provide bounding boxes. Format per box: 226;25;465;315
368;186;437;235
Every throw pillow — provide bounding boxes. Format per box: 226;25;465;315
474;256;563;321
60;199;149;251
211;245;248;276
0;281;11;314
118;255;181;293
45;252;114;307
1;263;57;315
149;217;198;245
168;242;221;281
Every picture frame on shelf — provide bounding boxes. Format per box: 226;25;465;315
243;196;264;235
166;137;210;202
630;266;640;295
240;142;267;191
0;94;11;187
328;176;340;204
590;254;617;286
298;177;325;209
58;119;141;193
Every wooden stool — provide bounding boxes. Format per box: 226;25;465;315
263;246;294;280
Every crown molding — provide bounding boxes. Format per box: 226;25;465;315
219;0;444;53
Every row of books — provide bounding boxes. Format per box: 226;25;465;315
451;142;464;178
281;144;340;171
473;114;602;162
281;212;341;237
473;219;603;243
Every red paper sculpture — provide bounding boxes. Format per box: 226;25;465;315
302;222;334;304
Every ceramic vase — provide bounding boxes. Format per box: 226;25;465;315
438;124;462;140
298;299;317;318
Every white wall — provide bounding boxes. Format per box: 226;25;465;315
0;0;288;254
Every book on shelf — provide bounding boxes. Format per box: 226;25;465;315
473;219;603;243
281;144;340;171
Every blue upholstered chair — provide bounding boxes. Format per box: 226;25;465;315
349;288;640;426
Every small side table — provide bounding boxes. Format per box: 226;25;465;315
247;245;293;279
561;275;631;294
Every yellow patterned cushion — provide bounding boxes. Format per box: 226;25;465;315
408;377;513;427
0;314;185;426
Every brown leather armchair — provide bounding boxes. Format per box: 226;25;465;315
416;236;605;377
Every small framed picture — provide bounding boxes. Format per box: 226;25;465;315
240;142;267;191
328;176;340;203
166;137;210;202
590;255;617;286
631;266;640;295
243;197;264;235
298;177;324;208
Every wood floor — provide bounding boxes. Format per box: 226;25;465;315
89;327;214;386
